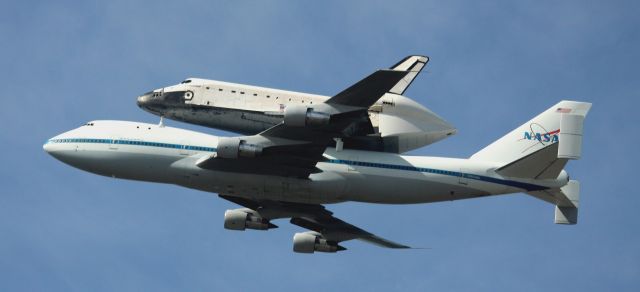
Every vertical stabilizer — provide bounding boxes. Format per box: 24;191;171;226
388;55;428;95
470;100;592;168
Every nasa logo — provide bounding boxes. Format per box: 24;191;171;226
523;129;559;143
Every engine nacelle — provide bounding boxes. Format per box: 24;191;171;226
292;232;345;253
284;105;330;127
224;209;276;231
216;138;263;159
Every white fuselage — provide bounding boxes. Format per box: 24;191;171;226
44;121;568;205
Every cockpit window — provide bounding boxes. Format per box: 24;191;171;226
180;79;192;84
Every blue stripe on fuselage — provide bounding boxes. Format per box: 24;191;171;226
326;159;547;192
46;138;548;191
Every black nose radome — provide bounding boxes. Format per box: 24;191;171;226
137;91;154;108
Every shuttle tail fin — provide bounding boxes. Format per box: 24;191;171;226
388;55;429;95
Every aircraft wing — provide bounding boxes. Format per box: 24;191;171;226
220;195;410;250
197;69;412;178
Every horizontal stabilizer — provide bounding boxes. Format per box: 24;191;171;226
527;180;580;224
496;143;568;179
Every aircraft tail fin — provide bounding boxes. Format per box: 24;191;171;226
470;100;592;179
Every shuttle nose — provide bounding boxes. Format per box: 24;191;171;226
137;91;154;108
137;90;168;116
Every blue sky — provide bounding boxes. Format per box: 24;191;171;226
1;0;639;291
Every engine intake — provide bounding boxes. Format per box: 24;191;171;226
292;232;346;253
284;105;330;127
217;138;263;159
224;209;277;231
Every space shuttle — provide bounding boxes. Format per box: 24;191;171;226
136;56;456;153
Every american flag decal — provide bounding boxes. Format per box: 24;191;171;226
556;107;572;113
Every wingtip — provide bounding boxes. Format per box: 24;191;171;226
389;55;429;70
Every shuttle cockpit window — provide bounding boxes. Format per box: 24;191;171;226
180;79;192;84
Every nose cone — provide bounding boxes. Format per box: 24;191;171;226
137;91;154;108
43;130;81;165
43;138;67;166
43;139;53;153
137;90;172;116
43;135;68;161
43;133;65;155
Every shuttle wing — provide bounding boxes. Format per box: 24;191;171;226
325;55;428;106
197;68;413;178
220;195;410;249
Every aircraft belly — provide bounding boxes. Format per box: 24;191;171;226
182;171;344;205
260;172;346;204
339;172;491;204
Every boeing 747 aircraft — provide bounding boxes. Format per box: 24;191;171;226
45;61;590;253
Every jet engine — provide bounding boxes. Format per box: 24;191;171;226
284;105;331;127
217;138;263;159
292;232;346;253
224;209;277;231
